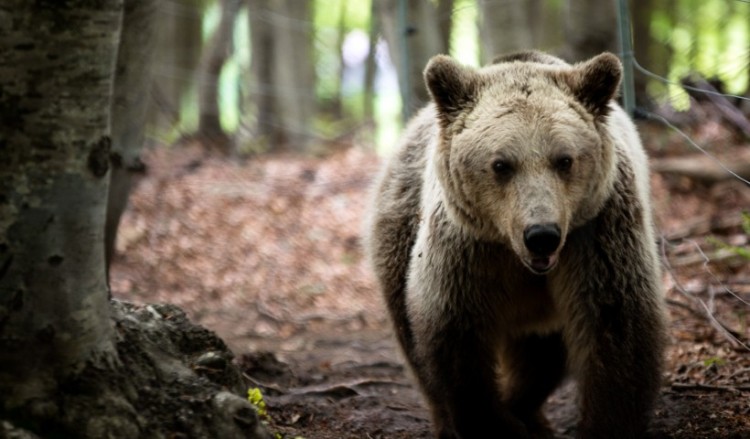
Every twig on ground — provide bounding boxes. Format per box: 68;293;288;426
288;378;408;398
671;382;750;393
242;372;288;394
652;156;750;183
726;367;750;381
660;239;750;352
669;247;743;268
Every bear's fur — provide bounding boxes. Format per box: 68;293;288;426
365;51;666;439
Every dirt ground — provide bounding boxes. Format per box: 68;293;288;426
110;120;750;438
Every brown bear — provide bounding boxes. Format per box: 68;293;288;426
365;51;666;439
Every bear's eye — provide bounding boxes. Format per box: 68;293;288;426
491;159;514;178
554;156;573;173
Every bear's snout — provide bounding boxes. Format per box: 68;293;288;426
523;223;561;256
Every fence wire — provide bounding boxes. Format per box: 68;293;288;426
616;0;750;351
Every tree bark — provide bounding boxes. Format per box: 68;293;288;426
0;0;121;411
106;0;159;275
0;4;273;437
563;0;618;62
197;0;242;151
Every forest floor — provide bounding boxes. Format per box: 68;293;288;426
110;119;750;439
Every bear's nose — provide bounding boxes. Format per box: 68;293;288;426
523;223;561;256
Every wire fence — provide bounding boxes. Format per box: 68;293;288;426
614;0;750;351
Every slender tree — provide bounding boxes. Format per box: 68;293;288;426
197;0;242;150
631;0;654;108
151;0;205;132
106;0;159;273
528;0;565;53
247;0;316;151
379;0;447;118
478;0;534;63
248;0;274;146
564;0;618;62
437;0;456;56
363;0;379;124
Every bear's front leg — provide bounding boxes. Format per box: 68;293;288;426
571;297;664;439
409;313;530;439
558;213;666;438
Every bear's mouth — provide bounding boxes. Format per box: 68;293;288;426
527;254;558;275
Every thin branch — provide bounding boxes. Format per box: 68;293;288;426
660;237;750;352
645;111;750;186
670;382;750;393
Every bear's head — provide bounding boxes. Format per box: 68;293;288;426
424;51;621;275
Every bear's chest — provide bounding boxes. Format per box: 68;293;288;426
471;248;563;334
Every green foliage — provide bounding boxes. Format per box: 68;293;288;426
161;0;750;149
314;0;370;30
313;0;370;106
247;387;307;439
650;0;750;109
742;212;750;236
247;387;268;418
702;356;726;367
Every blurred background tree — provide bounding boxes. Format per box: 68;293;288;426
141;0;749;157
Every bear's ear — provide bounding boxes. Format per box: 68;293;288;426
424;55;480;127
566;52;622;118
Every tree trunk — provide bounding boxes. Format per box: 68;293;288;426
527;0;564;53
0;0;121;413
478;0;534;63
150;0;205;133
650;0;674;84
363;0;379;124
248;0;275;144
379;0;447;119
437;0;455;55
0;3;273;437
106;0;159;276
563;0;618;62
247;0;316;152
631;0;654;108
274;0;316;151
197;0;242;151
331;0;349;120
